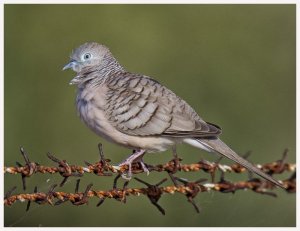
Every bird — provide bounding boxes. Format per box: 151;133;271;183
63;42;284;189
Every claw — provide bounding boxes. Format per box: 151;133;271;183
140;161;150;175
121;172;132;181
143;166;150;176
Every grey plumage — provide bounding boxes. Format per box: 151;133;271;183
105;73;220;137
63;42;284;188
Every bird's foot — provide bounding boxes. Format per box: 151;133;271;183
116;149;148;180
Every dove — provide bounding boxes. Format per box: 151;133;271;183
63;42;284;188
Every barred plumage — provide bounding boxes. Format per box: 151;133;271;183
63;42;285;188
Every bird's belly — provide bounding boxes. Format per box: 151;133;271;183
77;98;176;152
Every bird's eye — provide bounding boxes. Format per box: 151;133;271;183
83;53;91;60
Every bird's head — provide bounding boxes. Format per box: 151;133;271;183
63;42;113;85
63;42;110;73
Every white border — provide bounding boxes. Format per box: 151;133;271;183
1;1;298;230
1;0;299;4
0;1;3;230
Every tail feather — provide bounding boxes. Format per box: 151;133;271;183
194;138;285;189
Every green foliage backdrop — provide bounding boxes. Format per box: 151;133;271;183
4;4;295;227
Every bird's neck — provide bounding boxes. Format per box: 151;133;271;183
78;54;125;88
99;53;125;76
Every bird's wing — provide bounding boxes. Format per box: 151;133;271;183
104;73;221;137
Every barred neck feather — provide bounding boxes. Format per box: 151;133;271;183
98;52;125;76
79;53;125;88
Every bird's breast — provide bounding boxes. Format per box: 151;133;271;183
76;85;109;136
75;84;177;152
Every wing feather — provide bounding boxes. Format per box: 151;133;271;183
104;73;221;137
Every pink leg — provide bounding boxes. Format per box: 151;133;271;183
118;149;148;180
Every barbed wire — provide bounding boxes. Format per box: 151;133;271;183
4;144;295;189
4;144;296;215
4;172;296;215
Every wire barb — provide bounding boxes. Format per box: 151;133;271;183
84;143;112;177
47;152;83;187
17;147;39;190
169;174;207;213
73;182;93;206
134;177;168;215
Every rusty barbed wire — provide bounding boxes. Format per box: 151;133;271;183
4;145;296;189
4;172;296;214
4;144;296;214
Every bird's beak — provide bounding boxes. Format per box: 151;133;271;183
62;60;76;71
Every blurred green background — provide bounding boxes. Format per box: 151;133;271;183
4;4;295;227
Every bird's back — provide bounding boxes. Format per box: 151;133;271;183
103;71;221;138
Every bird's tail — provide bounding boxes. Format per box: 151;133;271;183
185;138;285;189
